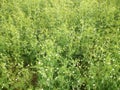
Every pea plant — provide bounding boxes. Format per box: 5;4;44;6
0;0;120;90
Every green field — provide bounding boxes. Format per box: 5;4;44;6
0;0;120;90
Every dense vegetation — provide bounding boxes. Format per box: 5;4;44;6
0;0;120;90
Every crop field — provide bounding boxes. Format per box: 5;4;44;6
0;0;120;90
